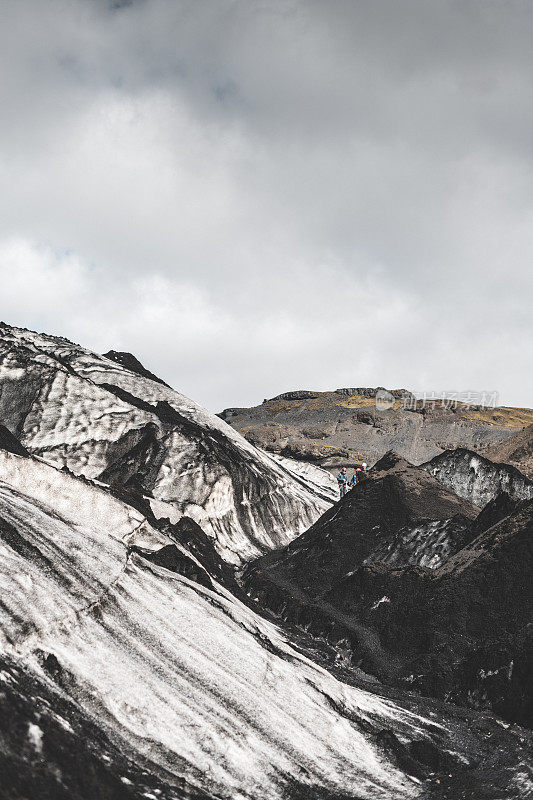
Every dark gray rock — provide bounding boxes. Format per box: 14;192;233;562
0;424;29;457
424;448;533;507
244;452;533;729
264;390;321;402
483;422;533;479
103;350;171;387
220;389;528;468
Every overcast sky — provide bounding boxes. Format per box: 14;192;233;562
1;0;532;411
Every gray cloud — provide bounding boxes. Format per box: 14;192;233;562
1;0;532;410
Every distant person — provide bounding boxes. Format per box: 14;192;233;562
337;467;348;498
362;462;368;473
350;468;362;489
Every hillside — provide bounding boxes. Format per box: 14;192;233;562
0;323;332;565
482;423;533;479
244;451;479;603
220;387;533;468
243;452;533;729
3;326;532;798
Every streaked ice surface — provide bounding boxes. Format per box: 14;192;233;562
261;449;339;502
0;450;443;799
370;518;470;570
0;324;332;564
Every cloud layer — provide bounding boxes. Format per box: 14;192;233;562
1;0;532;410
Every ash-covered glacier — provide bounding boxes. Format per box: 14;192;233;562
1;446;532;800
0;323;332;564
424;447;533;507
244;451;533;734
1;324;532;800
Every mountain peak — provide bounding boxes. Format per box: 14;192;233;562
103;350;171;388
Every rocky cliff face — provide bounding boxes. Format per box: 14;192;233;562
220;389;532;468
482;423;533;480
0;324;331;564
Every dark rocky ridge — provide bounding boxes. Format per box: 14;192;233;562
322;498;533;728
244;452;479;603
243;454;533;728
220;388;533;468
0;423;30;457
103;349;172;388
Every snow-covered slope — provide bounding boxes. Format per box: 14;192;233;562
0;451;443;797
260;449;339;502
1;449;531;799
1;324;532;797
0;323;331;564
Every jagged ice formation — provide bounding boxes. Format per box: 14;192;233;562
0;323;332;565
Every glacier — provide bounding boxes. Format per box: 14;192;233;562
0;323;532;799
0;323;332;564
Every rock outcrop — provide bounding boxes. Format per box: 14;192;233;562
424;448;533;507
482;423;533;480
0;423;29;457
2;437;530;797
220;388;532;468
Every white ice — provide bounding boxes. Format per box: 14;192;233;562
0;449;451;799
0;324;332;564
